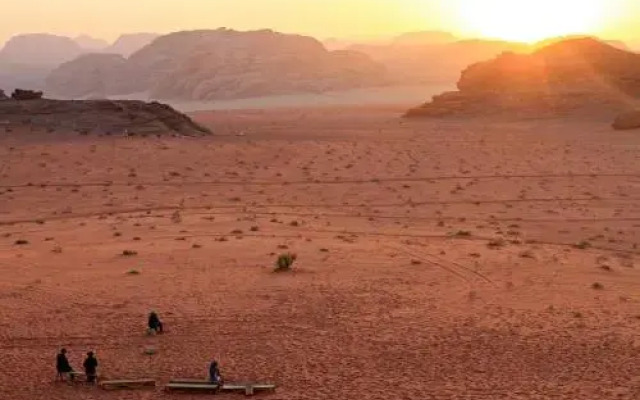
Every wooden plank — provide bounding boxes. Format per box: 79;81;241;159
169;379;212;384
165;383;220;391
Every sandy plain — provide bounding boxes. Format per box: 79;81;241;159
1;105;640;399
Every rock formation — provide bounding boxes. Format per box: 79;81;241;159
106;33;159;57
0;89;7;100
0;34;84;66
46;29;388;100
0;99;210;136
406;38;640;118
45;54;127;98
612;110;640;130
349;35;529;85
11;89;43;100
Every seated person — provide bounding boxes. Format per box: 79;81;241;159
56;348;74;381
209;360;223;384
148;311;163;334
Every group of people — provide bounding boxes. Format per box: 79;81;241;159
55;348;98;383
55;311;224;385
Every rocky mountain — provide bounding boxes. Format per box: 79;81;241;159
105;33;159;57
46;54;128;98
349;33;529;84
405;38;640;118
0;34;84;66
46;29;388;101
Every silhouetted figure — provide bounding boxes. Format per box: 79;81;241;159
148;311;163;334
56;348;73;381
209;360;223;385
83;351;98;384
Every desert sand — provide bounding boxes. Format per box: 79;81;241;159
1;106;640;399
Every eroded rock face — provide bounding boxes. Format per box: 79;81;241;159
46;29;387;100
612;110;640;130
46;54;127;98
406;38;640;118
0;99;210;136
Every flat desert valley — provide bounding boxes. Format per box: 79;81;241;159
1;106;640;399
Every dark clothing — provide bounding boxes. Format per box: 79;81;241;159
148;313;163;333
83;355;98;383
209;362;222;384
56;353;72;373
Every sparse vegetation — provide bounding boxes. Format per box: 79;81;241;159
14;239;29;245
487;238;506;249
122;250;138;256
592;282;604;290
274;253;297;272
453;230;471;237
126;269;140;275
574;241;591;250
518;250;535;259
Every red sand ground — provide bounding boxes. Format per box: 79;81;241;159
1;106;640;399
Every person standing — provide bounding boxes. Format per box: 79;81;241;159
83;351;98;384
56;348;74;381
148;311;163;334
209;359;223;385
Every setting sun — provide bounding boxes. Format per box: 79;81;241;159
452;0;609;42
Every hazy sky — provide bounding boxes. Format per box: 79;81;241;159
1;0;639;45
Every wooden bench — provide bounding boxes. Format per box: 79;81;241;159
221;383;276;396
166;380;276;396
99;379;156;390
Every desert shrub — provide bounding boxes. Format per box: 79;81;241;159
518;250;535;259
592;282;604;290
122;250;138;256
127;269;140;275
487;238;506;249
14;239;29;245
274;253;297;272
453;230;471;237
574;241;591;250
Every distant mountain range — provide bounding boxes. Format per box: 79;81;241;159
0;29;636;102
0;33;159;91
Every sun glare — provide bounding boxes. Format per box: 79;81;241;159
453;0;607;43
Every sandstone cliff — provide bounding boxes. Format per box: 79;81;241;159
406;38;640;118
46;29;388;101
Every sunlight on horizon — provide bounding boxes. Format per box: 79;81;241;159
450;0;620;43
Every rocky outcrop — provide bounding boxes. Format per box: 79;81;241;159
106;33;159;57
0;34;84;66
612;110;640;130
0;99;210;136
46;29;388;100
350;36;529;85
406;38;640;118
11;89;43;100
46;54;127;98
0;89;7;100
